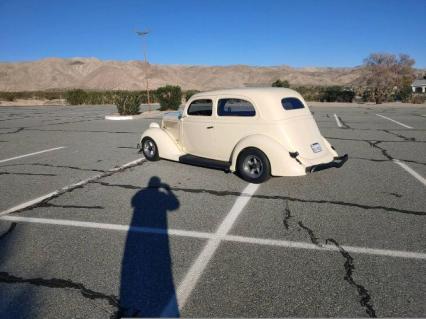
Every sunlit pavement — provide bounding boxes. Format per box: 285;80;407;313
0;104;425;318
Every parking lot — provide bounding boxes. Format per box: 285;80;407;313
0;104;425;318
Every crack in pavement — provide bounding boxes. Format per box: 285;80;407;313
0;162;106;173
327;135;426;165
24;128;137;134
0;271;122;319
91;181;426;216
338;116;351;129
0;172;57;177
297;221;322;246
366;141;393;161
350;157;426;166
326;137;426;144
4;159;146;215
0;127;24;135
40;203;104;210
282;201;293;230
281;202;322;246
380;129;416;141
279;201;376;317
326;239;377;318
384;192;402;198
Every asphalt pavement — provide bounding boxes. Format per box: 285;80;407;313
0;103;425;318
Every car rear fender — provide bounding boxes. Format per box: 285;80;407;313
140;126;184;161
230;134;306;177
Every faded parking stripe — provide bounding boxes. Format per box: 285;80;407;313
0;146;66;164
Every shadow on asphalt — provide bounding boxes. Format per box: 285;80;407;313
120;176;180;317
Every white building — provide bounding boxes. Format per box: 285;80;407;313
411;79;426;93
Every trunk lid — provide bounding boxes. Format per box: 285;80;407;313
281;115;334;162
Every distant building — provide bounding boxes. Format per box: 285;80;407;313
411;79;426;93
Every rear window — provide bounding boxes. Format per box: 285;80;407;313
218;98;256;117
187;99;212;116
281;97;305;110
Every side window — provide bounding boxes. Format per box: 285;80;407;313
281;97;305;110
217;98;256;117
187;99;213;116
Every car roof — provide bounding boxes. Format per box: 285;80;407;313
190;87;309;120
192;87;302;100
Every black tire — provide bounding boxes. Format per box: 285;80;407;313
141;137;160;161
237;148;271;183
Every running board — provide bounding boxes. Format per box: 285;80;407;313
179;154;230;171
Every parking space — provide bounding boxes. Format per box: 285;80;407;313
0;104;425;318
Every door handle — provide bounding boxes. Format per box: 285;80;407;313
206;126;214;129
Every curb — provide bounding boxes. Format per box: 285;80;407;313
105;115;136;120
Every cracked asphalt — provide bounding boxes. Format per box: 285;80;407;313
0;104;425;318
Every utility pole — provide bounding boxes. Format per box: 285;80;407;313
136;30;150;110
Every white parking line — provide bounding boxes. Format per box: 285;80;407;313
393;159;426;186
162;182;259;316
376;114;413;129
333;114;342;128
2;215;426;261
0;157;146;217
0;146;66;164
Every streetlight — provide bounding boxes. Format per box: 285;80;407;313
136;30;151;109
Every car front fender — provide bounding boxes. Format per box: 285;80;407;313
140;126;184;161
230;134;306;177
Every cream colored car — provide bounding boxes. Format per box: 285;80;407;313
138;88;347;183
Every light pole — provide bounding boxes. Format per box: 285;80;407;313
136;30;151;109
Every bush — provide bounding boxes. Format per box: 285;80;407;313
272;79;290;88
321;86;355;102
185;90;200;101
410;94;426;104
113;92;142;115
65;89;88;105
156;85;182;111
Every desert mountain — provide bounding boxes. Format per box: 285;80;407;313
0;57;420;91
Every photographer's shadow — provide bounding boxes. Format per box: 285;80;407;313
120;176;180;317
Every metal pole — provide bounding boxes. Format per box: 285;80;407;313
136;31;150;111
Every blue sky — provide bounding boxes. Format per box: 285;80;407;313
0;0;425;67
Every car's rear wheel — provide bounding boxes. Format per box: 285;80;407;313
237;148;271;183
141;137;159;161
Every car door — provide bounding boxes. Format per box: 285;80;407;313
212;96;259;161
181;98;215;158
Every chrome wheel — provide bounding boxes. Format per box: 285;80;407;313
143;140;156;158
242;155;263;178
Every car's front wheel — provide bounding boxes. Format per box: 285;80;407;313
237;148;271;183
141;137;159;161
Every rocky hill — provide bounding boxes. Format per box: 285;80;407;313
0;57;420;91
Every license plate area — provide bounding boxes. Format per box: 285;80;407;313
311;143;322;153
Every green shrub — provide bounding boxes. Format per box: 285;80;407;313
321;86;354;102
185;90;200;101
156;85;182;111
65;89;88;105
113;92;142;115
0;92;16;101
272;79;290;88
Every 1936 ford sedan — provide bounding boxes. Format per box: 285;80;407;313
138;88;347;183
